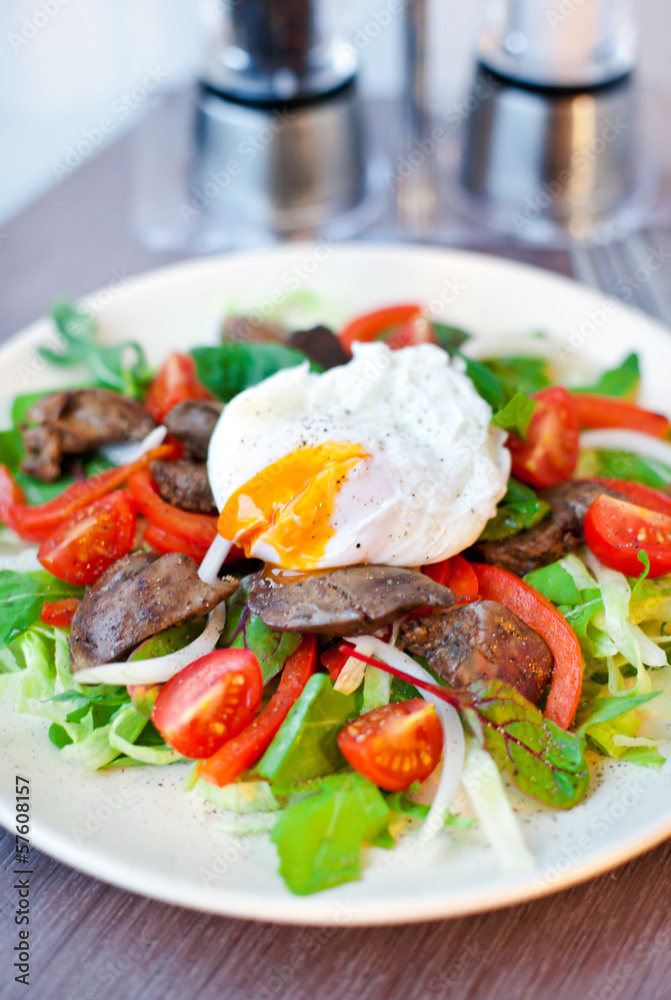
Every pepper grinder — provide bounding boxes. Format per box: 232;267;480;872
192;0;372;238
458;0;643;241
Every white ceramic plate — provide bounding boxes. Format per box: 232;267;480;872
1;242;671;926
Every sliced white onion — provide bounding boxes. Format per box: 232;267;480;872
580;429;671;468
0;547;42;572
198;534;233;585
460;744;534;870
334;637;375;695
100;425;167;466
75;601;227;685
350;636;465;843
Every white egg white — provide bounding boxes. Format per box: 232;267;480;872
207;342;510;569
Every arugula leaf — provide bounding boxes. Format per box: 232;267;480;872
461;680;589;809
385;791;474;827
577;449;671;488
524;562;583;606
43;301;152;398
458;354;508;411
191;342;322;402
431;323;471;353
490;392;537;439
270;772;390;895
0;571;83;649
574;353;640;399
257;674;360;792
389;675;420;702
480;355;553;397
478;478;550;542
221;578;301;684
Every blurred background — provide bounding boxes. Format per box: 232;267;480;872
1;0;670;226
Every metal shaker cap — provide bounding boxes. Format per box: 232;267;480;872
478;0;638;89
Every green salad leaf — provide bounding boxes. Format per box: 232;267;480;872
43;301;152;398
577;449;671;488
192;777;282;814
429;325;542;424
460;680;589;809
576;692;659;738
221;577;301;684
479;478;550;542
191;342;322;402
0;570;83;649
524;562;583;606
257;674;360;792
270;772;390;895
490;392;537;439
0;623;178;769
573;352;640;399
458;355;508;411
385;791;474;828
480;355;553;396
431;323;471;354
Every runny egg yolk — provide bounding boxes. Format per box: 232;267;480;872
217;440;369;570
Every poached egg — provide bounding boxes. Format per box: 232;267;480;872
207;342;510;570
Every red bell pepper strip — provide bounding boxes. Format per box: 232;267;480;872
0;442;180;544
196;635;317;787
127;469;218;549
423;558;451;587
144;352;213;423
590;477;671;519
143;524;212;562
39;598;79;627
321;644;349;680
339;304;423;353
573;393;670;438
471;563;583;730
446;555;479;603
143;523;244;565
421;555;478;612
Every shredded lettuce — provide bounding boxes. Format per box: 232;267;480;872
526;549;671;766
0;623;179;770
584;551;665;694
362;665;391;712
192;777;282;814
460;743;534;870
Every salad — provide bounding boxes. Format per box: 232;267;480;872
2;298;671;897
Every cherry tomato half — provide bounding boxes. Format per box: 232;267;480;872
197;636;317;787
590;477;671;519
144;352;213;424
39;598;79;627
152;648;263;759
337;699;443;792
37;490;136;585
584;495;671;578
507;385;579;489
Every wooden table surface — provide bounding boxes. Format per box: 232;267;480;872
2;110;671;1000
